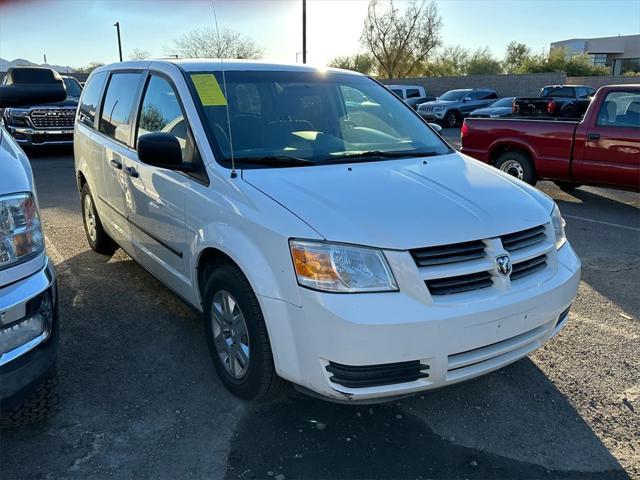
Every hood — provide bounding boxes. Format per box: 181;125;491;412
242;153;553;250
422;100;458;107
30;97;78;108
472;106;512;116
0;127;34;196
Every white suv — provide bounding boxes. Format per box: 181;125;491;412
74;60;580;402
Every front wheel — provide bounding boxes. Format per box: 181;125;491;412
444;111;458;128
203;263;285;400
495;151;537;185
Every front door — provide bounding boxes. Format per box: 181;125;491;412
576;89;640;190
124;74;193;297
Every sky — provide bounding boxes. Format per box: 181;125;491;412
0;0;639;68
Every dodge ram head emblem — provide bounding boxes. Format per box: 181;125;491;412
496;254;512;277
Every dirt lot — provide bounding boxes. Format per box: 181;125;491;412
1;145;638;479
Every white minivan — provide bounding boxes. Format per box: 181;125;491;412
74;60;580;402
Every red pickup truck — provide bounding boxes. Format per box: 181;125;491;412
461;84;639;191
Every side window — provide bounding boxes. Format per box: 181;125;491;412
390;89;403;98
486;92;498;99
137;75;193;161
596;91;640;128
406;89;420;98
99;72;143;145
78;71;107;128
576;87;590;99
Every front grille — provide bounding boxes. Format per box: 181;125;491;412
411;239;485;267
501;225;546;252
30;109;76;129
426;271;493;295
326;360;429;388
511;254;547;281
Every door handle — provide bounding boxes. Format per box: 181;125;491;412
124;166;139;178
587;133;601;142
110;159;123;170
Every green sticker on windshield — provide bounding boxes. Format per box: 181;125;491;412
191;73;227;106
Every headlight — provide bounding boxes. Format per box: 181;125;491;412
551;204;566;249
5;108;30;118
289;240;398;293
0;193;44;270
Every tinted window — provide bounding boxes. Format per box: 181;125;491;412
78;71;107;128
596;91;640;128
406;88;420;98
390;89;403;97
485;92;498;99
576;87;591;98
100;72;143;144
137;75;193;161
541;86;575;98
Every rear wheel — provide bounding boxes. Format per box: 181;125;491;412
203;262;285;400
495;151;536;185
81;184;117;255
444;111;458;128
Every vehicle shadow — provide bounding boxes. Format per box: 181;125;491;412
554;187;640;319
225;358;627;480
0;249;629;479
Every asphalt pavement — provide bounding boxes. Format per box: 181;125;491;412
1;143;638;479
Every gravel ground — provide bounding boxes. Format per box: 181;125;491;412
0;145;638;479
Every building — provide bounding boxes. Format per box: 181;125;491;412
551;34;640;75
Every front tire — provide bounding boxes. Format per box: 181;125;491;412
203;262;285;400
495;151;537;185
81;184;117;255
444;111;458;128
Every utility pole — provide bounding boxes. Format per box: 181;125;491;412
302;0;307;64
113;22;123;62
43;54;47;64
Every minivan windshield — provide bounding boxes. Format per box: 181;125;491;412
188;70;450;168
438;90;469;101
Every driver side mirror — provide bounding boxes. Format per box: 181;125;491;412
463;96;472;103
137;132;191;171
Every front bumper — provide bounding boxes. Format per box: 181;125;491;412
0;259;58;409
6;126;74;146
261;243;581;402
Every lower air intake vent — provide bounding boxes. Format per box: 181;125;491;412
511;254;547;281
326;360;429;388
426;271;493;295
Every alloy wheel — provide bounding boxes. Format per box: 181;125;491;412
211;290;250;379
83;194;97;242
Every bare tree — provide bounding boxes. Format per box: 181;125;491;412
129;48;151;61
361;0;441;79
165;28;262;59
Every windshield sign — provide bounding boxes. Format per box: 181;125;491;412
188;70;450;168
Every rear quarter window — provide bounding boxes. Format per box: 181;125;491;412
78;71;108;128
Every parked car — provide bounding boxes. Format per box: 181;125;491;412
512;85;596;119
1;67;80;147
386;84;427;99
418;89;499;127
405;95;436;110
469;97;515;118
461;85;640;191
0;71;65;428
75;60;580;403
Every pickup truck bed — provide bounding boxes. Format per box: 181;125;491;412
461;84;640;192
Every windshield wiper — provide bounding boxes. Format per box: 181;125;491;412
331;150;441;161
232;155;314;167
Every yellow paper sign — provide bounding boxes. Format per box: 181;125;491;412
191;73;227;106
